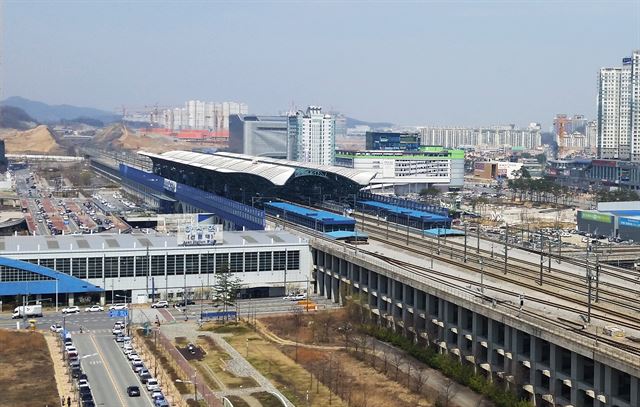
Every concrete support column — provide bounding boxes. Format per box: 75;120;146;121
99;292;106;306
68;293;75;307
471;312;480;374
456;305;464;355
549;344;558;401
604;365;613;403
630;376;638;407
593;361;604;405
530;336;539;388
570;352;579;405
401;283;409;329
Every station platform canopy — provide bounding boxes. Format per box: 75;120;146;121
0;257;103;296
324;231;369;241
423;228;465;237
359;200;450;222
139;150;378;187
266;202;354;225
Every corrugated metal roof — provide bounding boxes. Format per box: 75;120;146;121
138;150;377;186
0;231;305;254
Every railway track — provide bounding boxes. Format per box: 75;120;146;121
358;219;640;315
274;218;640;356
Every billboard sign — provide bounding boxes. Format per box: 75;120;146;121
619;217;640;228
163;178;177;193
580;211;612;224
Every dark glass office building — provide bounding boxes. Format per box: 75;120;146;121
365;131;420;151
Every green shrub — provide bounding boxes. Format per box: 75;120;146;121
361;324;530;407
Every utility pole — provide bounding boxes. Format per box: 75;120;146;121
464;223;468;262
558;233;562;264
476;221;480;253
503;223;508;275
539;247;544;286
437;227;441;255
548;235;552;273
479;259;484;295
595;254;600;303
406;213;410;246
587;267;593;324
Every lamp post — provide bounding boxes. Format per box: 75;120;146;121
114;294;130;336
176;372;198;402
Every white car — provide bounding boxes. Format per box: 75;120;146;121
146;378;161;392
85;305;104;312
151;300;168;308
109;303;128;311
50;324;63;333
62;306;80;314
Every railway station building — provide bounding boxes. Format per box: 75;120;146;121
0;231;311;307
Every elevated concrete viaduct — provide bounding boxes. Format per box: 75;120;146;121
311;238;640;407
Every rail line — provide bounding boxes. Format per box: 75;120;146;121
359;220;640;315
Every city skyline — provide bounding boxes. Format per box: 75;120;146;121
2;1;639;129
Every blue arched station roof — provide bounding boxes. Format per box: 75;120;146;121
0;257;103;296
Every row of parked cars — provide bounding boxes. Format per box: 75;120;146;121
114;321;169;406
61;303;128;314
63;335;96;407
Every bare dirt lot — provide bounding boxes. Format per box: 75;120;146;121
0;329;60;407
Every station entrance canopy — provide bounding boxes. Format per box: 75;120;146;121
0;257;103;296
138;150;378;206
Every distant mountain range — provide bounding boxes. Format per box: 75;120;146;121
0;105;39;130
345;116;393;129
0;96;120;125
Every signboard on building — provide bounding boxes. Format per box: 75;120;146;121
580;211;612;223
163;178;177;193
619;217;640;228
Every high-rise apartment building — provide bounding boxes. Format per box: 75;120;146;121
158;101;248;132
228;115;289;158
419;124;541;150
597;50;640;160
287;106;335;166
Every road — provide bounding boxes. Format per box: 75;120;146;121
73;332;155;407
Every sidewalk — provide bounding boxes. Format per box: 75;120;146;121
160;322;294;406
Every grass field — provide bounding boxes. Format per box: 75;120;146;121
207;323;348;407
0;329;59;407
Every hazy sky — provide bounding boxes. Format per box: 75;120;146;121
2;0;639;128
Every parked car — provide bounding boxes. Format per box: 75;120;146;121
85;305;104;312
109;303;128;311
62;306;80;314
151;300;169;308
146;378;161;392
126;386;140;397
50;324;63;333
187;343;196;355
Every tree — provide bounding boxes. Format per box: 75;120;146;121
213;265;243;321
438;378;458;407
414;368;430;393
419;186;441;201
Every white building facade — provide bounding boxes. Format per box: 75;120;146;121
158;101;248;131
597;50;640;161
288;106;335;166
419;125;542;150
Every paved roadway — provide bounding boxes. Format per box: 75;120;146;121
73;332;155;407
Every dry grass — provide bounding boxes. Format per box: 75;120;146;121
219;324;347;407
0;329;59;407
193;336;258;389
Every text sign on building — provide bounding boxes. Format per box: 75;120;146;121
581;212;612;223
163;178;177;193
293;168;328;179
619;217;640;228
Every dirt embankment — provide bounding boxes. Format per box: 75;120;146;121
0;329;60;407
93;123;225;154
0;125;65;155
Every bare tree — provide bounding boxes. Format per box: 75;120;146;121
414;368;430;393
391;352;404;381
439;378;458;407
291;305;304;328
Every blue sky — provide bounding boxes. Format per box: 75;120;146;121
2;0;639;128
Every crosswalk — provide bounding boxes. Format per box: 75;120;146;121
68;328;114;335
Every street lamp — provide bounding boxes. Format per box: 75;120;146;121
176;372;198;402
114;294;131;336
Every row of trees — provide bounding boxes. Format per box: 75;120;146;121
505;177;574;205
